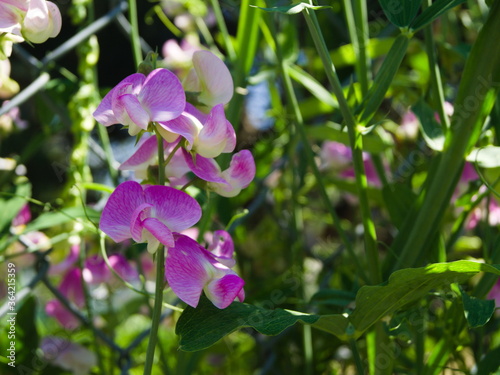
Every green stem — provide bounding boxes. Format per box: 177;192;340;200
142;245;165;375
423;0;450;131
393;0;500;271
302;7;381;284
143;129;168;375
210;0;236;61
128;0;142;68
266;14;369;284
349;339;365;374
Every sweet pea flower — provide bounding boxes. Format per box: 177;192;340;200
162;36;201;74
184;149;256;197
46;268;85;330
83;254;139;285
206;230;236;268
0;0;61;46
165;234;244;309
158;103;236;159
48;242;80;276
99;181;201;253
183;50;234;110
92;68;185;136
41;336;97;375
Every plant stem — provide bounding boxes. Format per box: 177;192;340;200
393;0;500;271
266;14;369;284
128;0;142;68
210;0;236;61
143;129;168;375
302;6;381;284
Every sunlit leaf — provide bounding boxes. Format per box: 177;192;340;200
467;146;500;168
411;0;467;32
252;3;331;15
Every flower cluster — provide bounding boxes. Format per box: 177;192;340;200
0;0;62;59
93;51;254;309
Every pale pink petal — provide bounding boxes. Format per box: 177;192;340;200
46;1;61;38
210;150;255;197
165;235;212;307
22;0;50;43
185;51;234;108
143;185;201;232
196;104;235;158
113;93;150;130
139;68;185;122
158;112;199;148
182;149;227;183
99;181;147;242
142;217;175;248
205;274;244;309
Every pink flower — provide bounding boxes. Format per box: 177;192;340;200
165;234;244;309
48;243;80;276
83;254;139;285
162;37;201;73
206;230;236;268
46;268;85;330
488;280;500;308
467;197;500;230
12;203;31;227
183;50;234;110
99;181;201;253
158;103;236;158
0;0;61;44
93;68;185;136
41;336;97;375
184;149;256;197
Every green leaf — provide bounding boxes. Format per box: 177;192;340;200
410;0;466;32
382;183;418;229
15;296;39;366
466;146;500;168
24;206;100;233
306;122;394;154
346;261;500;338
252;3;331;15
411;98;445;151
476;345;500;375
357;34;410;125
288;64;338;108
176;294;319;351
379;0;421;27
460;288;495;328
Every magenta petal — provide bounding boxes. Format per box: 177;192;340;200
143;185;201;232
109;254;139;282
182;149;227;183
205;274;245;309
93;74;145;126
165;235;211;307
99;181;147;243
207;230;236;268
45;300;81;330
130;203;153;242
142;217;175;248
83;255;111;285
119;135;159;170
224;150;255;188
139;68;186;122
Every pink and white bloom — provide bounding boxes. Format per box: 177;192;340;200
183;50;234;110
45;268;85;330
184;149;256;197
165;234;244;309
41;336;97;375
158;103;236;158
93;68;185;136
0;0;61;45
99;181;201;253
83;254;139;285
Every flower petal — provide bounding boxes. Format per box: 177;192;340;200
207;230;235;268
99;181;147;243
46;1;61;38
165;235;212;307
182;149;227;184
139;68;186;122
143;185;201;233
209;150;255;197
142;217;175;248
119;135;159;170
196;104;235;158
93;74;145;126
205;273;244;309
113;93;151;130
158;112;199;148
